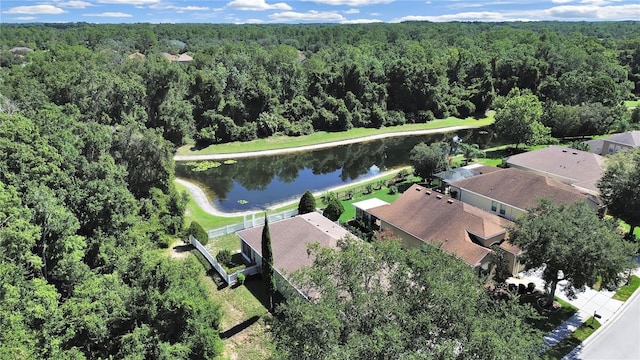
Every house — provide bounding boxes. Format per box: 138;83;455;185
449;167;599;221
161;52;193;63
433;164;501;192
584;130;640;156
237;212;354;298
364;184;521;276
127;51;145;59
505;145;605;195
352;198;389;229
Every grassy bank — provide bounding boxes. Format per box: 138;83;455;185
543;317;601;359
613;275;640;301
177;116;494;156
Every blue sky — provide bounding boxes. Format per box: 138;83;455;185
1;0;639;24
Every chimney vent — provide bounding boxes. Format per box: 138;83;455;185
447;199;454;204
436;195;443;200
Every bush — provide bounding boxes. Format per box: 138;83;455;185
298;190;316;214
216;249;232;266
188;221;209;245
388;185;398;195
236;273;246;285
323;196;345;221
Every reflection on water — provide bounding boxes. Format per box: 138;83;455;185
176;127;498;212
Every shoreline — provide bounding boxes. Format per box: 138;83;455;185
174;125;478;161
175;168;404;218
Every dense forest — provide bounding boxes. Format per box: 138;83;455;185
1;22;639;149
0;22;639;358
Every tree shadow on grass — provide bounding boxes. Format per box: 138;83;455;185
172;244;193;253
219;315;261;339
243;276;285;312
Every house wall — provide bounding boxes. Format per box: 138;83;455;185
450;186;525;221
602;140;629;155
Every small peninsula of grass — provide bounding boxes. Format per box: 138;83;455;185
543;317;601;359
176;116;494;156
613;275;640;301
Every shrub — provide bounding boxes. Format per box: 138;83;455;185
216;249;232;266
388;185;398;195
518;283;526;294
236;273;246;285
298;190;316;214
323;197;345;221
526;282;536;294
188;221;209;245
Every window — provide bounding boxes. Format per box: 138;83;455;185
499;204;506;215
491;201;497;212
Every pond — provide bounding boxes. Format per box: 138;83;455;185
176;127;500;212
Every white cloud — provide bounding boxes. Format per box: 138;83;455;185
343;8;360;14
552;0;575;3
83;11;134;17
13;16;38;20
96;0;159;4
448;1;520;9
227;0;292;11
149;3;210;11
55;1;94;9
299;0;394;6
270;10;346;21
543;4;640;19
4;5;66;14
393;2;640;22
341;18;383;23
245;18;266;23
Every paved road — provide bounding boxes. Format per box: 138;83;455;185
570;289;640;359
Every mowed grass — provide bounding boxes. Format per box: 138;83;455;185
174;181;243;230
613;275;640;301
624;99;640;108
176;116;495;156
543;317;601;359
193;250;275;360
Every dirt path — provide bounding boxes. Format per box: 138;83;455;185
174;125;477;161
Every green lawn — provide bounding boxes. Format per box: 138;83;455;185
543;317;601;359
174;181;244;230
624;100;640;108
192;250;275;360
176;116;495;156
613;275;640;301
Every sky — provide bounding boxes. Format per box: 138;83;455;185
1;0;639;24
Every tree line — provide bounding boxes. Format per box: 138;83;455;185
0;107;223;357
1;22;638;149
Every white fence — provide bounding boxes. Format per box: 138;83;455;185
207;208;298;238
190;235;261;285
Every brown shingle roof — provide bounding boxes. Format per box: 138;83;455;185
505;146;605;193
237;212;352;276
451;167;586;210
369;184;510;267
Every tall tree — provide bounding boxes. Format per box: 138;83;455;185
409;141;449;180
297;190;316;214
273;237;542;359
322;193;344;221
261;214;276;312
507;199;636;308
598;147;640;240
494;92;549;149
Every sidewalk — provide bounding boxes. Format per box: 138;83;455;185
509;267;638;349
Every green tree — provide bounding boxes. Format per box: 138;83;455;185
495;92;549;149
273;237;542;359
598;147;640;240
188;221;208;245
297;190;316;214
261;214;276;312
322;194;344;222
409;141;449;180
507;199;636;308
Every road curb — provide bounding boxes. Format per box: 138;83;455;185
563;280;640;359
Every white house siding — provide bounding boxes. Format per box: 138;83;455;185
450;186;525;221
